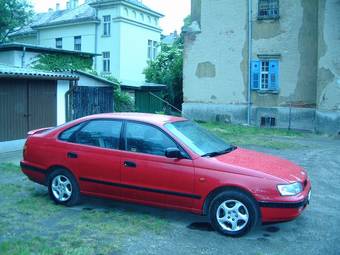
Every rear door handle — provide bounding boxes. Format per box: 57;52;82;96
67;152;78;159
124;161;136;168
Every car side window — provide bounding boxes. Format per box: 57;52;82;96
59;123;83;141
125;122;177;156
63;120;122;150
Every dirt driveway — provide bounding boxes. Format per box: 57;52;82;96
1;135;340;255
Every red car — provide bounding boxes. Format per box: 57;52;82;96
21;113;311;236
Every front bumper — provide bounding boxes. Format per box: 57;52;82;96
259;189;311;223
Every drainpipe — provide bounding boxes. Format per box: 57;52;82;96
247;0;253;125
94;8;98;70
21;46;26;68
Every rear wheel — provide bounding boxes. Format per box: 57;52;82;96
209;190;260;237
48;169;80;206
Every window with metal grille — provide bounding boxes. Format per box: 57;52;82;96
258;0;279;19
55;38;62;49
103;51;110;73
260;116;276;127
74;36;81;51
103;15;111;36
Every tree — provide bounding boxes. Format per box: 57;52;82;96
144;16;192;113
0;0;33;43
143;40;184;112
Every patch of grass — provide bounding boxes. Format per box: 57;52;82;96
0;163;21;174
0;161;169;255
200;122;308;149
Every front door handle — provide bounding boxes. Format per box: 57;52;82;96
67;152;78;159
124;161;136;168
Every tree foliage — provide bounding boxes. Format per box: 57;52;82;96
104;75;135;112
32;54;93;71
143;40;183;111
0;0;33;42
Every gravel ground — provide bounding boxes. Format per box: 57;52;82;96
1;136;340;255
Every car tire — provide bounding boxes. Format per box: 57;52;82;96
209;190;260;237
48;168;81;206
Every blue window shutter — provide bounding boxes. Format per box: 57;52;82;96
251;61;260;90
269;60;279;91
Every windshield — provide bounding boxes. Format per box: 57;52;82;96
165;121;235;157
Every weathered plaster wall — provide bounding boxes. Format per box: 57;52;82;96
317;0;340;111
251;0;318;108
183;0;248;105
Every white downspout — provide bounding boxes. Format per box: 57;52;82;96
247;0;253;125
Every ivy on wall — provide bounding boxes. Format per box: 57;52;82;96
32;53;93;71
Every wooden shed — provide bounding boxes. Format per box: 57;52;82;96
0;64;78;142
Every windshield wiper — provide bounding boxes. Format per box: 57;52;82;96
202;145;237;158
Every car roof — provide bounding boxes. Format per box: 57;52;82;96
83;112;187;125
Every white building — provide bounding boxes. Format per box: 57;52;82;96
9;0;163;85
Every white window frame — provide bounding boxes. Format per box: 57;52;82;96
103;15;111;36
103;51;110;73
74;36;81;51
260;60;269;90
147;40;158;60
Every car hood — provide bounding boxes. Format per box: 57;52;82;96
214;148;306;182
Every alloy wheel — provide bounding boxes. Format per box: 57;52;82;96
216;199;249;232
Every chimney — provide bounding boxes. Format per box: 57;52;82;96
66;1;70;9
70;0;79;9
56;3;60;11
48;8;53;12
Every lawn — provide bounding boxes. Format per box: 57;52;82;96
200;122;310;149
0;163;168;255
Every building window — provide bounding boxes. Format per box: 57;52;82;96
148;40;158;60
258;0;279;19
74;36;81;51
103;15;111;36
251;60;279;91
55;38;62;49
260;60;269;89
103;51;110;73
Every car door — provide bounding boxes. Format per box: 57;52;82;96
58;119;123;198
120;121;196;210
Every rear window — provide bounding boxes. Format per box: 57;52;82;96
59;120;123;150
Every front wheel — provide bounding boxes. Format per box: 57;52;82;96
209;190;260;237
48;169;81;206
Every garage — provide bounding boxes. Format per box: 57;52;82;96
0;64;78;142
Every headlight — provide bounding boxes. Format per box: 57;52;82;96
277;182;303;196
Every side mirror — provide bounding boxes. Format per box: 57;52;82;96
165;148;184;159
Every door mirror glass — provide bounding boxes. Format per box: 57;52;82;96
165;148;184;159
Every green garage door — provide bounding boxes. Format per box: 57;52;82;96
135;91;163;113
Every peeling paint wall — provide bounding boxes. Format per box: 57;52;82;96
317;0;340;111
184;0;340;134
251;0;318;107
183;0;248;105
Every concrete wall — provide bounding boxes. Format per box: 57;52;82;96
251;0;318;108
56;80;70;125
38;23;97;53
183;0;248;105
0;51;40;68
183;0;340;134
317;0;340;111
119;20;161;84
